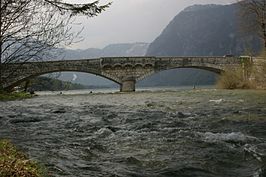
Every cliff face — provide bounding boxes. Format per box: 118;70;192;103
146;4;261;56
140;3;262;87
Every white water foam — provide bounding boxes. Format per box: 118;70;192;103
201;132;258;143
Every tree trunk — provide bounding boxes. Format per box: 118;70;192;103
24;80;30;92
263;23;266;48
0;0;2;90
0;42;2;90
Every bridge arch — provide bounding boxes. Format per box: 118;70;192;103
136;66;221;82
113;64;123;69
144;64;154;68
164;65;223;74
124;64;134;68
102;64;112;70
4;69;120;90
134;64;144;68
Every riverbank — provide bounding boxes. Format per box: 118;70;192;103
0;139;45;177
0;91;33;101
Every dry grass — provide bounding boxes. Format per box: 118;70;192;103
216;66;255;89
0;140;45;177
217;51;266;89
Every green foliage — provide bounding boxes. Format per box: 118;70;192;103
0;92;32;101
0;140;45;177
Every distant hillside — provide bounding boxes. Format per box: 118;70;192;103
141;3;262;87
62;42;149;59
29;77;88;91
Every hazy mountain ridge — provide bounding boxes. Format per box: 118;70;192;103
183;4;221;12
140;3;262;87
61;42;149;60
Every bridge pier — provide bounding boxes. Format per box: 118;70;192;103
120;79;136;92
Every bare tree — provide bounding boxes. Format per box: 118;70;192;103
239;0;266;48
0;0;110;90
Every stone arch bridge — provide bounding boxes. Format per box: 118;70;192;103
1;56;246;92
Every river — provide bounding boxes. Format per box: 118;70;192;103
0;88;266;177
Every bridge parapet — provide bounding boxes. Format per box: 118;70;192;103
154;57;241;73
101;57;156;68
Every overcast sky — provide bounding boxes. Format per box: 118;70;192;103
69;0;237;49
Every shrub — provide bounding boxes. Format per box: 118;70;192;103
216;66;255;89
0;92;32;101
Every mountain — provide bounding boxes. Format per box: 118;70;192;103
101;43;148;57
141;3;262;87
146;3;261;56
55;43;149;87
61;42;149;60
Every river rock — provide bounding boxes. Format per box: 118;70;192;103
53;108;66;114
9;117;42;124
95;128;114;138
176;112;192;118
